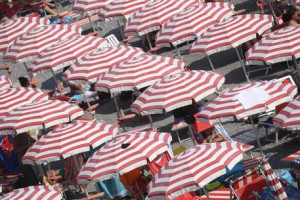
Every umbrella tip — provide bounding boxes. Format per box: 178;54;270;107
121;143;130;149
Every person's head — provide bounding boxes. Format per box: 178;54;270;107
18;77;30;87
282;7;299;23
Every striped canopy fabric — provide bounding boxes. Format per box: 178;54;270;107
0;17;50;56
76;131;172;184
72;0;112;15
22;121;118;165
3;24;82;64
262;160;288;200
63;46;145;84
0;100;84;134
246;26;300;65
99;0;149;21
131;70;225;116
0;88;49;120
198;81;297;124
156;2;234;48
273;95;300;131
124;0;197;36
190;14;273;56
29;35;108;74
282;150;300;161
95;55;185;93
0;74;11;90
2;186;62;200
147;142;250;199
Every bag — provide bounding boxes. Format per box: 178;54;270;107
278;169;294;184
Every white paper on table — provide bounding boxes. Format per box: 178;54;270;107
234;88;271;109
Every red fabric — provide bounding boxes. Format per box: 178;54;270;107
148;151;171;177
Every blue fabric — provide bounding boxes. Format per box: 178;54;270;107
217;162;245;182
278;169;294;184
95;175;129;199
262;185;300;200
291;156;300;170
0;135;20;173
49;16;73;25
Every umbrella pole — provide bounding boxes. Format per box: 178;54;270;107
1;57;13;83
202;187;211;200
148;115;154;130
113;95;121;115
79;85;94;118
117;20;126;40
292;55;299;70
175;46;182;59
146;33;153;49
268;2;279;26
235;47;250;83
87;14;97;33
51;69;63;96
249;116;264;158
135;181;145;200
206;54;215;71
24;62;33;78
188;124;197;146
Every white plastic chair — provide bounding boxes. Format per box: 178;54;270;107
105;34;120;47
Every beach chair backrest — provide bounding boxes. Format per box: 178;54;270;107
106;34;120;47
231;168;260;190
213;123;232;141
243;155;263;170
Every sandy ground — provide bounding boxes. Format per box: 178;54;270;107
1;0;299;199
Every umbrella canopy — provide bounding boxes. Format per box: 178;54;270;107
262;160;288;200
22;121;118;165
124;0;197;36
2;185;62;200
3;24;82;64
28;35;108;74
147;141;252;199
76;131;172;184
273;95;300;131
131;70;225;116
95;55;185;93
0;100;84;134
198;81;297;124
156;2;234;48
0;87;49;120
0;17;50;56
190;14;273;56
0;74;11;90
246;26;300;65
62;46;146;84
99;0;149;21
72;0;112;15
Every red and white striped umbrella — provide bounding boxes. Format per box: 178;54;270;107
95;55;185;93
0;74;11;90
0;17;50;56
198;81;297;124
99;0;149;21
262;160;288;200
72;0;112;15
3;24;82;64
124;0;197;36
147;142;251;199
77;131;172;184
156;2;234;48
28;35;108;74
63;46;145;84
246;26;300;65
0;87;49;120
273;95;300;131
0;100;84;134
131;70;225;116
190;14;273;56
2;185;62;200
22;121;118;165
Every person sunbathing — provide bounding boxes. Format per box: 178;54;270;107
0;0;61;23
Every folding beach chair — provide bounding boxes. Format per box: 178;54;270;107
200;168;268;200
105;34;120;47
